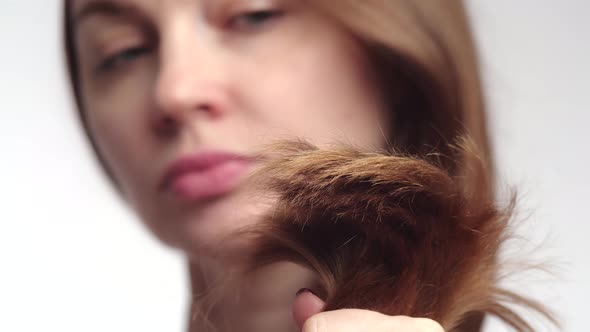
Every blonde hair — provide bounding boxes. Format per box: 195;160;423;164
304;0;492;194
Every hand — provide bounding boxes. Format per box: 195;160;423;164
292;290;444;332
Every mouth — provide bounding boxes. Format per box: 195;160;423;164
159;150;256;202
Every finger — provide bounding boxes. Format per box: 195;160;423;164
292;288;326;330
301;310;445;332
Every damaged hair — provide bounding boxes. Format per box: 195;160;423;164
242;139;557;332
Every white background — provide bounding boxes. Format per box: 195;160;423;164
0;1;588;331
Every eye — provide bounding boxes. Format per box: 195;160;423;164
96;46;152;73
228;9;284;31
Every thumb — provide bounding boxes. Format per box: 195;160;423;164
292;288;326;330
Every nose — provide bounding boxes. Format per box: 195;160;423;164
151;26;228;137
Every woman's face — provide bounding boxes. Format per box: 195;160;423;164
71;0;390;256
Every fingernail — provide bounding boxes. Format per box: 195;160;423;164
296;288;315;297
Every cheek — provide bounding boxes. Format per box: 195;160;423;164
82;72;158;203
239;30;388;150
85;94;176;244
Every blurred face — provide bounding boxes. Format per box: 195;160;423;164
71;0;390;257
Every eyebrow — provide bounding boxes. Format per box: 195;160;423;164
73;0;148;27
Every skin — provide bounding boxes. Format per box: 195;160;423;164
71;0;444;330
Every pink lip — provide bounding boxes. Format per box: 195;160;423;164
160;150;255;202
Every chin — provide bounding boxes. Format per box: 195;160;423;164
172;190;276;260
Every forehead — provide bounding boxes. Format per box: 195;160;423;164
69;0;216;23
69;0;171;16
72;0;132;11
70;0;203;9
70;0;166;27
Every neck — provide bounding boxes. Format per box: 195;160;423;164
187;256;316;332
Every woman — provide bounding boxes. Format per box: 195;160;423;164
64;0;494;330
